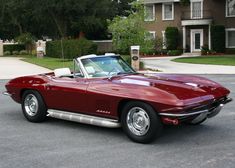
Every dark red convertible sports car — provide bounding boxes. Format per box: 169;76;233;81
3;54;232;143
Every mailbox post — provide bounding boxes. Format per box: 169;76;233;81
0;40;3;56
130;46;140;71
36;40;46;58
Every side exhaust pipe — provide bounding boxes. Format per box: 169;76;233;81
47;109;121;128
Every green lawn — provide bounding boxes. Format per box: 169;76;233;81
173;55;235;66
21;55;132;70
22;56;74;70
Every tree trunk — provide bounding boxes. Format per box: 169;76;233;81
47;9;67;38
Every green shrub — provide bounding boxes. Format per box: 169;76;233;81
19;50;28;55
225;48;235;54
140;61;144;69
15;33;36;54
142;49;157;55
165;27;179;50
167;50;182;56
4;51;11;56
121;55;131;65
3;44;25;53
12;51;19;55
211;25;225;53
160;49;168;55
201;44;209;55
46;38;97;59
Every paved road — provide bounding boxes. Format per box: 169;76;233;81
0;57;50;79
0;75;235;168
141;56;235;74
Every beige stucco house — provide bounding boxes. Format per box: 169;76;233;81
144;0;235;53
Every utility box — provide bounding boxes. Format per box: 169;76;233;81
131;46;140;70
0;40;3;56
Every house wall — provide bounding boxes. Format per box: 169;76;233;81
207;0;235;28
145;3;185;47
144;0;235;51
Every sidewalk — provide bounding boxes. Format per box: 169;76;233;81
0;57;50;79
141;56;235;74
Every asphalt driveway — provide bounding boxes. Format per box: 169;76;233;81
0;75;234;168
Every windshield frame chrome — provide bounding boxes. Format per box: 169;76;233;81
75;55;136;79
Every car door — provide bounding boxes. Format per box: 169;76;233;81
43;60;90;113
44;77;89;113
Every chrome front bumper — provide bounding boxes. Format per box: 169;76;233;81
2;91;12;96
159;97;232;118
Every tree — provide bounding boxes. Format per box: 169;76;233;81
0;0;133;40
15;33;36;54
108;2;155;54
112;0;134;16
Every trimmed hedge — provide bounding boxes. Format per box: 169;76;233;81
165;27;179;50
46;38;97;59
226;48;235;54
167;50;183;56
211;25;225;53
3;44;25;53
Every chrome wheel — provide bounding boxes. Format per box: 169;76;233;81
126;107;150;136
24;94;39;116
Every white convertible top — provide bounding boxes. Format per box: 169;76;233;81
77;53;117;61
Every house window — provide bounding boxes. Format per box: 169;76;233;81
191;0;203;19
226;0;235;17
162;3;174;20
162;31;167;49
146;31;156;40
144;4;155;21
226;29;235;48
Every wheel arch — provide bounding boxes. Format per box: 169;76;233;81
20;88;46;105
117;99;159;120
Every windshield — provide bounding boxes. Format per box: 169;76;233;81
81;56;136;78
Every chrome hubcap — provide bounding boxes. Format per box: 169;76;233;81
24;94;38;116
126;107;150;136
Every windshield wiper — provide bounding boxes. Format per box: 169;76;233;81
117;72;138;75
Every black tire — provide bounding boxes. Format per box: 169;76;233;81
121;101;163;144
21;90;47;122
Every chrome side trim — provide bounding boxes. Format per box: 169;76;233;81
47;109;121;128
159;109;209;117
2;91;12;96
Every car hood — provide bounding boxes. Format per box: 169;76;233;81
112;73;230;102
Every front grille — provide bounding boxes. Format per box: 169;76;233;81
186;96;228;113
